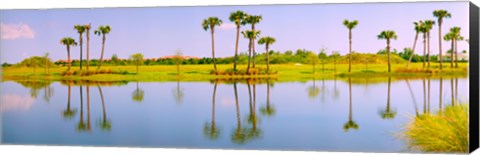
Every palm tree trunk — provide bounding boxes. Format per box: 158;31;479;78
266;44;270;73
427;31;431;68
407;32;419;68
450;39;454;68
348;29;352;72
67;46;71;71
98;34;106;70
247;39;252;73
423;33;426;68
438;22;443;70
455;39;458;68
387;39;391;72
233;26;240;71
211;28;217;72
334;56;337;72
79;35;83;70
252;24;256;69
86;29;90;70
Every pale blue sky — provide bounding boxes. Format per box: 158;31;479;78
0;1;469;63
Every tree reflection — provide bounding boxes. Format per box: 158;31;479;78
406;79;419;117
172;79;184;104
204;81;220;140
450;78;455;106
77;86;87;132
333;77;340;100
307;77;320;99
439;77;443;112
379;77;396;119
132;81;144;102
97;86;111;131
62;84;76;120
43;80;54;102
260;80;275;117
246;81;261;141
16;81;52;98
231;82;247;144
344;77;359;132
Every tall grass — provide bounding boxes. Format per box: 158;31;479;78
403;104;468;153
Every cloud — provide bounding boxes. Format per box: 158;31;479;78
1;94;36;112
1;23;35;40
218;23;236;30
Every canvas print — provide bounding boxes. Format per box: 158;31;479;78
0;1;474;153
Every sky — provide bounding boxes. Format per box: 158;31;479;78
0;1;470;64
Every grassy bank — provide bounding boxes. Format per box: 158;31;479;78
1;63;468;82
403;104;468;153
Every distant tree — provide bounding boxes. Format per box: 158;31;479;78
330;51;340;72
111;54;119;65
318;49;328;72
130;53;144;73
173;49;184;75
306;51;319;74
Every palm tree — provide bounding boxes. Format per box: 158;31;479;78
433;10;452;70
407;21;423;68
132;81;144;102
202;17;223;73
242;30;261;73
377;30;398;72
418;21;427;68
344;78;358;132
379;77;396;119
343;19;359;72
260;80;276;117
245;15;262;68
424;20;435;68
258;36;276;73
60;37;77;71
62;85;77;119
229;11;247;71
74;25;86;70
444;32;455;68
85;23;91;70
450;27;463;68
97;86;111;131
204;82;220;140
94;25;111;70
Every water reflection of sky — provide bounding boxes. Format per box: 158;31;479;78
0;78;469;152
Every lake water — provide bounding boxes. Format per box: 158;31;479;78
0;77;469;152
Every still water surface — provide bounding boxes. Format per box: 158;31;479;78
0;77;469;152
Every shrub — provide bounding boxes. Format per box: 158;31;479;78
403;104;468;153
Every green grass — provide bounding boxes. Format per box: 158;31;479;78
1;62;468;82
402;104;468;153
